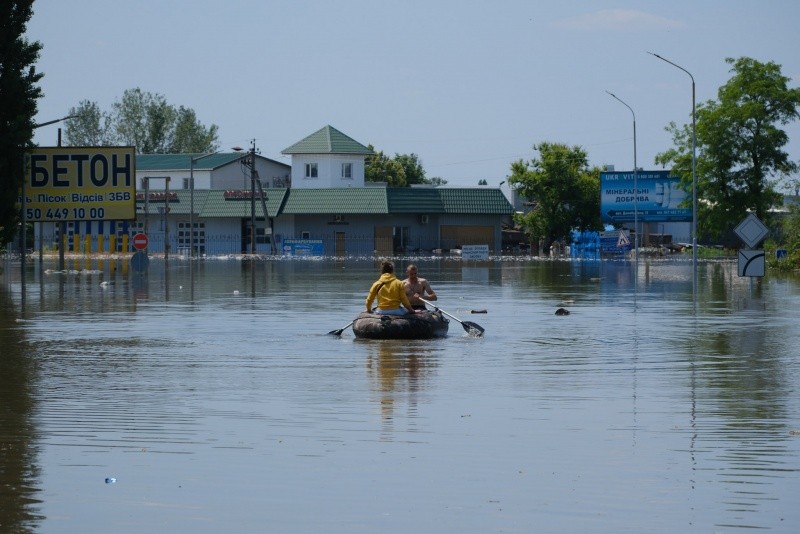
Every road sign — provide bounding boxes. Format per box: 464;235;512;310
738;249;765;277
132;233;149;250
130;250;149;273
734;214;769;248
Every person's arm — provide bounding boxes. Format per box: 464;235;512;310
423;280;437;301
365;282;378;312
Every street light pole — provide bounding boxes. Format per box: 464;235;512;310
649;52;697;302
606;91;638;271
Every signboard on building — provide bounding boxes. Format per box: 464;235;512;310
283;239;324;256
23;146;136;222
600;170;691;223
461;244;490;260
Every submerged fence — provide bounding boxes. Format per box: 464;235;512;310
32;231;475;257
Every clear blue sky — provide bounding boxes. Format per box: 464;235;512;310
27;0;800;188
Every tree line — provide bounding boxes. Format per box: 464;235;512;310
63;89;219;154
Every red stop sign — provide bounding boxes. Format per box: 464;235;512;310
132;233;149;250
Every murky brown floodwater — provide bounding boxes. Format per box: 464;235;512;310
2;254;799;532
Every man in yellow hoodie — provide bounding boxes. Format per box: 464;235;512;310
366;261;416;316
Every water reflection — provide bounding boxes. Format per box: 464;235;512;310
364;340;439;440
0;286;42;532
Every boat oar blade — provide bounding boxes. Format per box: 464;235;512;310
328;321;354;336
461;321;485;336
419;298;485;337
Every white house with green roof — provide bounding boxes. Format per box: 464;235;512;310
281;125;373;189
36;126;515;256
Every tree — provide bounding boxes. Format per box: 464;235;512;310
62;100;113;146
508;142;601;252
365;149;447;187
64;88;219;153
171;106;219;153
394;153;426;185
656;57;800;240
0;0;43;246
365;146;407;187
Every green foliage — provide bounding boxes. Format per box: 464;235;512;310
478;179;488;185
64;88;219;153
62;101;112;145
394;153;426;185
766;213;800;271
0;0;43;245
508;142;602;250
171;107;219;153
365;147;447;187
656;57;800;241
365;145;406;186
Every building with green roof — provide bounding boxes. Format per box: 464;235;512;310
38;126;514;257
281;125;373;190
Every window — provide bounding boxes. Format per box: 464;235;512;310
301;231;311;239
177;221;206;254
341;163;352;179
305;163;318;178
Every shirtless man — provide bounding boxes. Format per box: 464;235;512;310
403;264;437;311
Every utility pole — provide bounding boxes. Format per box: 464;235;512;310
250;140;257;254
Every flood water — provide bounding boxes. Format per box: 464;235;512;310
1;254;799;533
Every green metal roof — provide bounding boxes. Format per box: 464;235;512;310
136;153;289;172
387;187;444;213
134;187;513;217
281;188;388;214
437;188;515;214
281;125;373;155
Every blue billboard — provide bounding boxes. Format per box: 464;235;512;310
283;239;324;256
600;170;692;223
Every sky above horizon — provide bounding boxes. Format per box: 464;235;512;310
27;0;800;188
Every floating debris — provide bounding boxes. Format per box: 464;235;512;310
471;309;487;314
555;308;570;316
105;477;116;484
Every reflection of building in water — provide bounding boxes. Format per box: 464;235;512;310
365;341;438;439
0;288;40;531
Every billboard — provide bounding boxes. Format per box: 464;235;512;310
283;239;324;256
600;170;691;223
23;147;136;222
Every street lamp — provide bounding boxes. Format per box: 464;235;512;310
189;151;220;257
606;91;639;270
649;52;698;302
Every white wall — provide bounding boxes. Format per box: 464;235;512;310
290;154;366;188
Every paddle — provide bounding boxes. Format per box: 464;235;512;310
328;321;354;336
419;298;484;336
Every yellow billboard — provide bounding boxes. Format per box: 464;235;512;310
24;146;136;222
